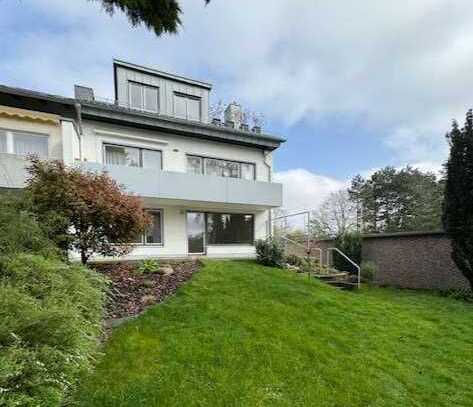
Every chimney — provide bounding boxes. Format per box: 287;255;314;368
224;102;242;129
74;85;95;101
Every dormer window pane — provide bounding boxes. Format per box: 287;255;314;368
144;86;158;112
129;82;142;110
187;98;200;121
174;94;187;119
174;93;201;121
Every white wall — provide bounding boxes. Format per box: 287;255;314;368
60;120;81;164
69;117;274;261
80;120;272;182
78;206;268;261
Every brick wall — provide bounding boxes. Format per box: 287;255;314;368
362;231;469;290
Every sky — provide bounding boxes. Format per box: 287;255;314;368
1;0;472;213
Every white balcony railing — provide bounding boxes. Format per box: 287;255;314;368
0;155;282;208
82;162;282;208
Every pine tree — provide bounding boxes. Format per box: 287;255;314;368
94;0;210;36
443;110;473;289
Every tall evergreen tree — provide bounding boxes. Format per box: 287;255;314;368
443;110;473;289
92;0;210;36
349;166;443;233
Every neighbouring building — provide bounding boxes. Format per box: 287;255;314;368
0;60;284;260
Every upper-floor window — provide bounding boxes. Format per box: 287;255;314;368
104;144;162;170
0;129;48;158
129;81;159;113
186;155;256;180
174;93;201;121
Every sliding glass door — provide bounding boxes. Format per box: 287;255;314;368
187;212;205;254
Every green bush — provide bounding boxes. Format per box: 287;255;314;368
361;261;376;282
137;258;160;274
0;194;60;259
334;232;362;274
285;254;304;267
255;238;285;268
0;254;106;406
442;288;473;302
298;256;317;273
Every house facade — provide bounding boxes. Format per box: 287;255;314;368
0;60;284;260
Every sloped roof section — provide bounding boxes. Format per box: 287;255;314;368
0;84;285;151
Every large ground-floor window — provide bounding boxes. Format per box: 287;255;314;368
134;210;163;245
206;213;254;245
187;212;255;254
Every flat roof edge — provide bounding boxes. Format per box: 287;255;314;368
113;59;213;90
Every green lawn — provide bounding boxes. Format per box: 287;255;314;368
73;260;473;406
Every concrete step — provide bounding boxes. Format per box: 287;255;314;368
313;272;348;280
327;281;358;290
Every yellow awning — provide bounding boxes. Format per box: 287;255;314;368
0;105;60;125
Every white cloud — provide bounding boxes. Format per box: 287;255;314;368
274;169;346;212
2;0;472;171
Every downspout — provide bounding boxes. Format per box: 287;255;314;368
263;149;273;237
74;102;83;161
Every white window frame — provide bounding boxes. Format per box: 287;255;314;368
103;143;163;170
186;154;256;180
128;81;159;113
135;209;164;246
0;128;49;158
173;92;202;122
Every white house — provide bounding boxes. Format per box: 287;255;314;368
0;60;285;260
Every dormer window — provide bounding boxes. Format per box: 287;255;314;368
128;81;159;113
173;93;201;121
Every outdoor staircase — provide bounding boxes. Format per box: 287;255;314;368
277;236;361;290
313;271;358;290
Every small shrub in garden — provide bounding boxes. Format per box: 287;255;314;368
442;288;473;302
0;253;106;406
255;238;285;268
0;194;60;259
286;254;304;267
361;261;376;282
137;258;160;274
300;256;321;274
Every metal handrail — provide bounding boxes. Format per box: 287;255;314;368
327;247;361;288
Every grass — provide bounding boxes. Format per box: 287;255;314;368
73;260;473;406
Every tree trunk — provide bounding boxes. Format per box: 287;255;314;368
80;249;88;265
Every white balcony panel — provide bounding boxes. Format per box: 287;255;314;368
82;162;282;208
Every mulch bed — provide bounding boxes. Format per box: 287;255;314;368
92;260;201;322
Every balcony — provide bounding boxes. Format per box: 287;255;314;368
82;162;282;209
0;155;282;209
